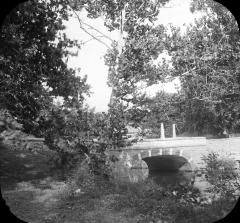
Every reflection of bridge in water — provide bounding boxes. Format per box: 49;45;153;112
110;123;240;184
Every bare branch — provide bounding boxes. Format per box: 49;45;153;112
80;20;114;43
69;5;112;50
82;35;105;44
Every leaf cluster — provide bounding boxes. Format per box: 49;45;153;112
0;0;90;132
165;1;240;135
202;152;240;200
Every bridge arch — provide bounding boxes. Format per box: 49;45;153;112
131;148;197;172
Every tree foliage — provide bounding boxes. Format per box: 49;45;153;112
36;104;112;178
102;0;172;139
70;0;240;138
202;152;240;200
69;0;172;144
141;91;185;137
165;0;240;135
0;0;114;177
0;0;90;133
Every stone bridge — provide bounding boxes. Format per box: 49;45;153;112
109;124;240;180
110;136;207;173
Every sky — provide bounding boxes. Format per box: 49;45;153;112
65;0;203;112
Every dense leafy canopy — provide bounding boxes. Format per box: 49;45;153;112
97;0;240;137
101;0;172;140
65;0;172;145
68;0;240;137
0;0;108;175
0;0;90;132
164;0;240;135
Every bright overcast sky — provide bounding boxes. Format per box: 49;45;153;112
65;0;203;112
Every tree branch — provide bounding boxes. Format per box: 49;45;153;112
82;35;105;44
69;5;112;50
80;20;114;43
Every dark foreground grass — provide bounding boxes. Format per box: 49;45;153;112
54;171;238;223
0;145;57;190
0;144;139;222
0;144;67;222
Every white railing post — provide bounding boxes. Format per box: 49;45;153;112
172;124;176;138
161;123;165;139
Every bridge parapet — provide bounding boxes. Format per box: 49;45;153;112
127;137;207;150
131;148;191;160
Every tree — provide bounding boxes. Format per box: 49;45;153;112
141;91;185;137
68;0;172;144
0;0;90;133
36;103;113;178
165;0;240;135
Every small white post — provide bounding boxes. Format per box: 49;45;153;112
159;149;162;155
160;123;165;139
172;124;176;138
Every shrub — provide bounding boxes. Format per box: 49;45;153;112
0;109;46;151
60;159;95;198
35;106;114;181
202;152;240;200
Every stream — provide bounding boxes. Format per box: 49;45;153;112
112;159;212;196
148;170;211;194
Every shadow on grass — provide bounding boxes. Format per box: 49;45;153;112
0;145;59;190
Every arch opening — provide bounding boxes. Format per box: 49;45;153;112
142;155;195;187
143;155;191;172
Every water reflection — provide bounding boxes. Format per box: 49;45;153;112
149;170;195;187
148;170;211;196
112;158;209;194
